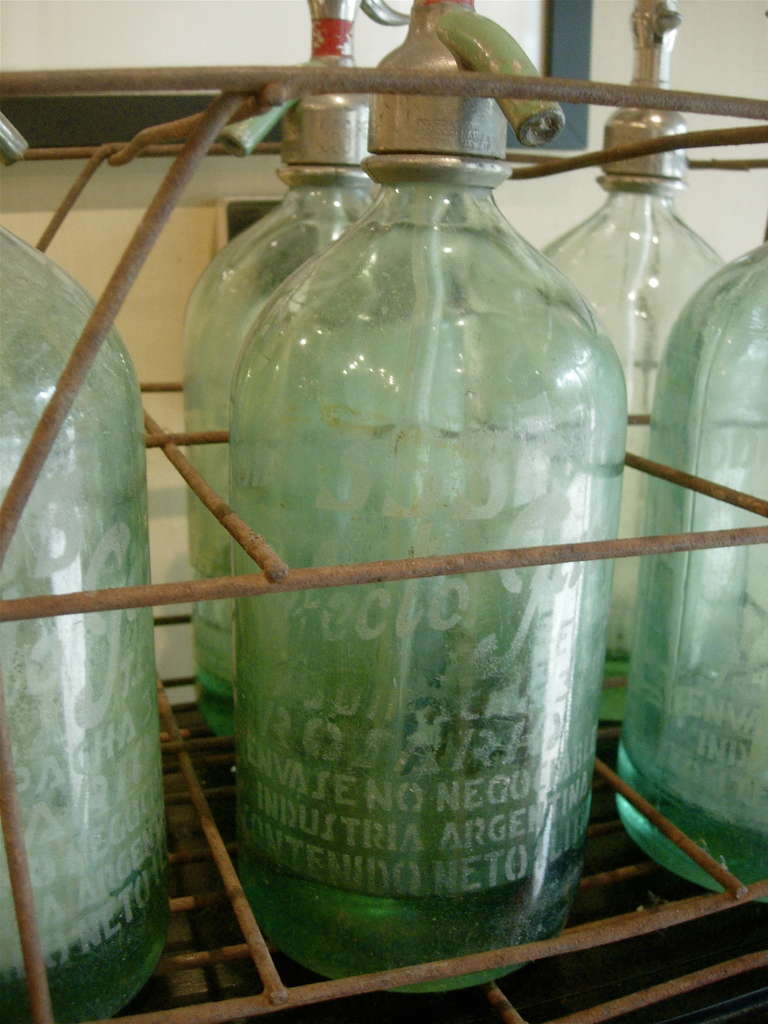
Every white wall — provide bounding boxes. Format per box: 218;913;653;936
0;0;543;73
1;0;766;678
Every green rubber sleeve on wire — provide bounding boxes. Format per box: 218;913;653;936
218;100;297;157
435;8;565;147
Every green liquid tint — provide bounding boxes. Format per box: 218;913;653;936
184;179;373;734
239;847;582;990
618;243;768;893
0;873;167;1024
0;227;168;1016
194;596;237;736
231;180;626;985
545;190;722;678
618;746;766;895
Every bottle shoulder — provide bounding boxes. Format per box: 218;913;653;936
0;227;140;431
233;209;627;436
183;196;371;365
659;243;768;398
650;243;768;482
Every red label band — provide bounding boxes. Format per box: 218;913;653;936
312;18;354;58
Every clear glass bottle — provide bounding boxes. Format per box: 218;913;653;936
183;0;376;736
544;0;722;694
230;0;627;989
617;241;768;892
0;227;167;1022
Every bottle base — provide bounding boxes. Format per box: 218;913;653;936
196;668;235;736
238;847;579;992
0;874;168;1023
616;744;767;898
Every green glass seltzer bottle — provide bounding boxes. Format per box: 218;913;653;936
544;0;721;704
231;0;627;989
183;0;398;735
0;129;167;1022
618;240;768;892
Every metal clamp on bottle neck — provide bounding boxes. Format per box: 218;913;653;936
281;0;369;167
600;0;687;193
221;0;405;164
367;0;563;178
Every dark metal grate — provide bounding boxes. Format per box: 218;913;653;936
105;687;766;1024
0;62;766;1023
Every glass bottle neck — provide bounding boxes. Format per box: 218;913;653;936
360;177;507;231
278;167;373;205
600;189;676;216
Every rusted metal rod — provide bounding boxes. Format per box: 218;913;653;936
546;949;768;1024
169;893;227;914
148;423;655;445
154;943;251;976
511;124;768;180
0;91;245;567
36;142;117;252
0;669;54;1024
161;734;234;754
594;758;747;898
145;429;229;448
144;411;288;581
484;982;528;1024
141;381;184;392
586;819;625;839
24;143;279;162
165;786;236;806
109;96;260;166
167;844;236;867
2;525;767;624
3;67;768;121
578;861;659;890
690;157;768;170
88;881;768;1024
157;684;288;1005
625;451;768;519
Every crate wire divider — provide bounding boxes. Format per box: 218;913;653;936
0;63;767;1024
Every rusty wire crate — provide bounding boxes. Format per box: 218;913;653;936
0;61;767;1024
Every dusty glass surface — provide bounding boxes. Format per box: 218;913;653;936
231;180;627;987
546;189;721;676
0;228;167;1022
618;242;768;892
184;177;373;734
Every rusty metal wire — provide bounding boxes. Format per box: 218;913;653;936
156;684;288;1005
89;871;768;1024
145;429;229;448
108;96;261;166
82;687;764;1024
0;91;245;567
0;668;55;1024
0;91;247;1023
594;759;747;899
2;524;767;624
35;143;116;251
544;951;768;1024
510;124;768;180
3;66;768;121
2;61;768;1024
22;143;279;161
141;381;185;392
689;157;768;170
625;452;768;519
485;982;529;1024
144;411;288;581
